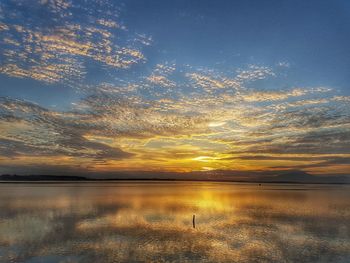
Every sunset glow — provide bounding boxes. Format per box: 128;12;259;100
0;0;349;180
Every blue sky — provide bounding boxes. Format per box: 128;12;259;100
127;0;348;92
124;0;350;91
0;0;349;177
1;0;350;106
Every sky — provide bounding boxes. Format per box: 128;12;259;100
0;0;350;179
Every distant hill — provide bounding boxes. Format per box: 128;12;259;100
0;174;88;181
0;171;349;184
261;170;350;184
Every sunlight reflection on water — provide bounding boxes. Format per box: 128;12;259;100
0;182;349;262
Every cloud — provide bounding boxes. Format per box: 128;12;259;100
235;65;275;82
147;75;176;88
229;127;350;155
0;0;349;176
74;94;211;138
268;106;350;130
0;97;132;160
185;65;271;92
240;88;308;102
0;0;147;85
239;87;331;103
1;68;350;175
332;96;350;102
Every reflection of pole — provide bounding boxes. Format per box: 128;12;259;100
193;214;196;228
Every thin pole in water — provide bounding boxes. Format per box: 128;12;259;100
192;214;196;228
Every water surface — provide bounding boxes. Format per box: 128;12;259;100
0;182;349;262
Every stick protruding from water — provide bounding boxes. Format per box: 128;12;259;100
192;214;196;228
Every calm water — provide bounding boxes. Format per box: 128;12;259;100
0;182;349;263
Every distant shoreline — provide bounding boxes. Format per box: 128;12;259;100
1;174;349;184
0;179;349;185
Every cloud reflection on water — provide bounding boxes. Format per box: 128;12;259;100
0;182;349;262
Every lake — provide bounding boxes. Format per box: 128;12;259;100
0;182;349;262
